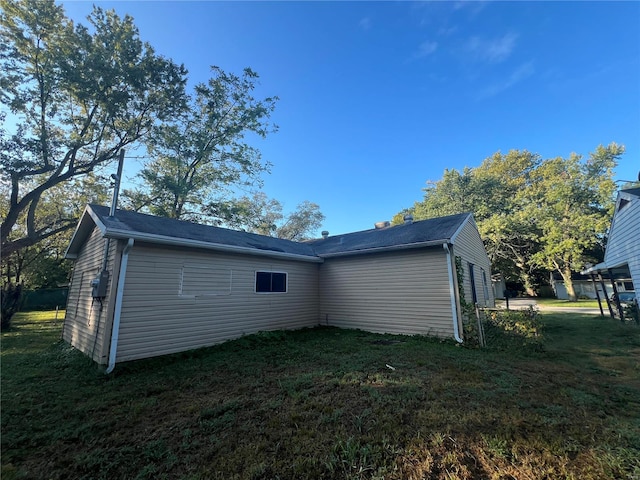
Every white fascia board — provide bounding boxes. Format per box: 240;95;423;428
64;205;108;259
103;228;324;263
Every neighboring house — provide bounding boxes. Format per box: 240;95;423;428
63;205;494;371
550;272;634;301
582;187;640;316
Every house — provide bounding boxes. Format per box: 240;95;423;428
63;205;494;371
550;272;633;301
582;186;640;317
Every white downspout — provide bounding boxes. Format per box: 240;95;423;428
106;238;134;374
444;243;463;343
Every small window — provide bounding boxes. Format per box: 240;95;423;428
255;271;287;293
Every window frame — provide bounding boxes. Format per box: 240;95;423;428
254;270;288;294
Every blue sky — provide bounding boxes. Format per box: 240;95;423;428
62;1;640;236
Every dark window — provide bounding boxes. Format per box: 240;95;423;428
255;271;287;293
468;262;478;304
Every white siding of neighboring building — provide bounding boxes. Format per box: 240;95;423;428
318;248;455;338
114;244;320;362
451;219;495;308
605;191;640;300
63;227;119;364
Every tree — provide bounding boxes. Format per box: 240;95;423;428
207;192;325;241
395;150;543;294
0;0;187;255
472;150;544;295
123;67;278;223
396;144;623;299
1;173;109;287
275;200;325;241
525;143;623;301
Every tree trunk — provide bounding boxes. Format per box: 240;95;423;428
521;273;537;297
515;260;537;297
561;267;577;301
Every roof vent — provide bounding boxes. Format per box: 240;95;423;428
403;214;414;224
321;230;329;239
374;221;391;229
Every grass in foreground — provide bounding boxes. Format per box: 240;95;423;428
2;311;639;480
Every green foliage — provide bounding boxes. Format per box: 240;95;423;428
623;301;639;325
0;0;187;255
484;306;543;349
124;66;278;223
208;192;325;240
398;144;624;297
525;144;623;300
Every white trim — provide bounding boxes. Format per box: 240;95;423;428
64;205;108;259
103;227;323;264
449;213;474;245
444;243;463;343
106;238;134;374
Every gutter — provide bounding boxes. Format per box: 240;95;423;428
106;238;134;374
102;228;323;264
444;243;464;343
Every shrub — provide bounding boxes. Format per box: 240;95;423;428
483;306;543;349
624;301;639;325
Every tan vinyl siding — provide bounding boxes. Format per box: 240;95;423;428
115;244;319;362
319;248;454;338
63;227;118;364
451;220;495;307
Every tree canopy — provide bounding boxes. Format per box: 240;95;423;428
207;192;325;241
396;143;625;300
1;0;325;290
0;0;187;255
123;67;278;223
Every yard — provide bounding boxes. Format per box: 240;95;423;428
2;310;639;480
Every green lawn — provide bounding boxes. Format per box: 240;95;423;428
2;310;639;480
534;298;603;308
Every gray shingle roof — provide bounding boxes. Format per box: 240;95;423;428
87;204;317;258
307;212;471;256
622;187;640;197
67;205;472;260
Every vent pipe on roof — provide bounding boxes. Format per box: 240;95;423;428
321;230;329;239
109;149;125;218
403;214;414;225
